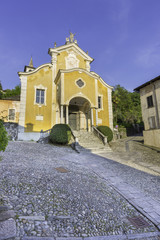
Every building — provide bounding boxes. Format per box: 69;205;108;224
134;76;160;147
17;33;113;141
0;97;20;123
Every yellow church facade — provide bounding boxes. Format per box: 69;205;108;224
18;34;113;140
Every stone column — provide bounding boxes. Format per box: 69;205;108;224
95;108;98;126
60;105;63;124
66;105;69;124
91;108;94;127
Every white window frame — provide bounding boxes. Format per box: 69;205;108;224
8;108;16;121
34;85;47;106
98;95;103;110
148;116;156;129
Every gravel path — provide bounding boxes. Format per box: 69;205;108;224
101;137;160;202
0;141;159;239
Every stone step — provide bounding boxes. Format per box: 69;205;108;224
73;130;112;153
80;143;103;147
76;145;112;153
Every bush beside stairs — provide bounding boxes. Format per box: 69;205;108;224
73;130;112;153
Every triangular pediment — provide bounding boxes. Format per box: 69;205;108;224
48;42;94;63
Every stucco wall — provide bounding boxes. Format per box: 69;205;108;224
0;99;20;123
25;66;53;132
143;129;160;148
63;71;96;106
97;80;109;126
140;80;160;130
56;50;86;72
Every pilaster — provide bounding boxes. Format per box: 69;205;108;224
61;73;64;105
95;79;98;108
18;76;27;132
50;51;58;127
86;60;91;71
107;88;113;130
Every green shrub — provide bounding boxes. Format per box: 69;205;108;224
49;124;71;145
97;125;113;142
0;120;8;151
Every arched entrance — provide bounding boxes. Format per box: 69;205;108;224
69;97;91;131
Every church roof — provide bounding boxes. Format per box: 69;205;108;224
29;56;33;67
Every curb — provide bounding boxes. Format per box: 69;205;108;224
22;231;160;240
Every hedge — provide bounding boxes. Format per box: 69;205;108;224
0;120;8;152
97;125;113;142
49;124;71;145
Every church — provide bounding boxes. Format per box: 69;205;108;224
18;33;113;140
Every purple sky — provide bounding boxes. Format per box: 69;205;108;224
0;0;160;91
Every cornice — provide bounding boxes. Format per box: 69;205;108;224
49;43;94;63
54;68;113;90
18;63;52;77
91;71;113;90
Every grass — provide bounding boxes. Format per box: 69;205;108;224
0;198;4;205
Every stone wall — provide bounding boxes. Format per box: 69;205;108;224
143;129;160;148
3;122;18;141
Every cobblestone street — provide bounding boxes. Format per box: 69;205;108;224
0;140;160;239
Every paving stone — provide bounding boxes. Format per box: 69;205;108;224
19;216;45;221
0;141;160;238
127;231;160;239
148;211;160;220
83;236;127;240
0;210;15;221
23;238;55;240
0;206;8;213
56;238;82;240
0;218;16;240
48;215;73;221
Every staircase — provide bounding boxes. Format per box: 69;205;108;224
73;130;112;153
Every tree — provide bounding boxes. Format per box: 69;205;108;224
0;81;2;99
0;81;2;91
0;120;8;152
2;84;21;99
112;85;142;127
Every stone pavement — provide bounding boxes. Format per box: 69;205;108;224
0;140;160;239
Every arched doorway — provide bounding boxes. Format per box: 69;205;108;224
69;97;91;131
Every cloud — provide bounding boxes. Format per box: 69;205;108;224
117;0;131;21
136;43;160;67
109;0;131;44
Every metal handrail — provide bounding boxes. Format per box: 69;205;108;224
92;126;107;145
40;128;51;138
70;128;78;143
